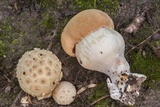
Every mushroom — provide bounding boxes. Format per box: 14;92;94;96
61;9;147;105
16;48;63;100
52;81;76;105
61;9;114;56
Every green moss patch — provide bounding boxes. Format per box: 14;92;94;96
41;13;54;30
131;52;160;87
74;0;119;15
87;82;114;107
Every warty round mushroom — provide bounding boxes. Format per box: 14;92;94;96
61;9;147;105
16;48;63;100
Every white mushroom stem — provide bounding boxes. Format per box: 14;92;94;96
75;27;146;105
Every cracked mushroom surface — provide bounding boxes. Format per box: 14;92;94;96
52;81;76;105
16;48;63;100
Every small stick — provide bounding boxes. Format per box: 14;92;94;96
47;29;58;50
125;29;160;55
3;74;12;83
14;2;18;11
88;95;109;107
76;84;97;95
124;16;145;33
10;90;23;107
124;5;150;34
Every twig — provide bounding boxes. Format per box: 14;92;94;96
124;16;145;33
47;29;58;50
88;95;109;107
124;5;150;34
125;29;160;55
76;84;97;95
3;74;12;83
47;42;53;51
10;90;23;107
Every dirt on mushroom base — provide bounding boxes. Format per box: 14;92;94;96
0;0;160;107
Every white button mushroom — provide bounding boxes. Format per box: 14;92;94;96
52;81;76;105
16;48;63;100
61;9;147;105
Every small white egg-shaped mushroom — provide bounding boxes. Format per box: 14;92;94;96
16;48;63;100
52;81;76;105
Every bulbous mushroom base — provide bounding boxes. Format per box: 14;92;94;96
75;27;147;105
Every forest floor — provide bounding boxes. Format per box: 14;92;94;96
0;0;160;107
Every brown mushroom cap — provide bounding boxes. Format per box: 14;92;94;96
61;9;114;56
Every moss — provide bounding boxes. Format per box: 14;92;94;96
96;0;119;15
73;0;119;16
125;24;160;87
0;40;5;57
128;26;154;45
38;0;55;9
40;13;54;30
87;82;114;107
0;85;21;106
130;51;160;87
74;0;97;9
0;20;19;56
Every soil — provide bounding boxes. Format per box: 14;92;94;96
0;0;160;107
